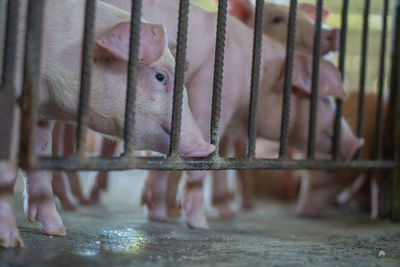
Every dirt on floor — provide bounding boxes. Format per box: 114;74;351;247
0;170;399;267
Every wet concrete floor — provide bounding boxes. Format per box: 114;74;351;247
1;171;400;266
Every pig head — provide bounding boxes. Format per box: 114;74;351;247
38;1;214;157
255;53;363;159
224;0;340;55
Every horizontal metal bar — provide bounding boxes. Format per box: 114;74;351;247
279;0;297;158
28;156;396;171
246;0;264;158
75;0;96;156
169;0;190;157
123;0;142;155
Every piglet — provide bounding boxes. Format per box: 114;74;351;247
0;0;214;248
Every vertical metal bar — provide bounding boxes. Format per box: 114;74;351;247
75;0;96;156
307;0;323;159
0;0;19;159
19;0;45;167
355;0;370;159
246;0;264;158
279;0;297;158
332;0;349;160
169;0;190;157
373;0;389;160
210;0;228;156
123;0;142;155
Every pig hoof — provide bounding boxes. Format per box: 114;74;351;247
27;199;67;236
0;205;24;248
182;188;209;229
141;190;168;222
217;203;235;219
90;187;101;203
57;197;76;211
242;200;255;211
167;204;181;218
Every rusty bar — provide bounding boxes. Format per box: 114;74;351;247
75;0;96;156
169;0;190;157
373;0;389;160
19;0;45;168
385;0;400;220
31;156;396;171
0;0;19;159
209;0;228;156
307;0;323;159
332;0;349;160
246;0;264;158
123;0;142;155
355;0;370;159
279;0;297;158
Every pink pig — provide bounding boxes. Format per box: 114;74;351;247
224;0;341;55
104;0;362;229
0;0;214;248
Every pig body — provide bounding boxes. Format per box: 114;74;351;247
0;0;214;247
104;0;361;228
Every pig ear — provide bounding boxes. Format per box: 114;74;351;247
280;53;347;99
95;22;167;65
225;0;255;22
298;3;330;22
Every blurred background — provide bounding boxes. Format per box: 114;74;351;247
193;0;393;93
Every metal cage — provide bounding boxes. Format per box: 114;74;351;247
1;0;399;218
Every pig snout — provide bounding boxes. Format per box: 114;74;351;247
178;109;215;157
320;28;340;55
339;119;364;159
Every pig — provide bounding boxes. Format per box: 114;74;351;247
224;0;341;55
210;1;345;216
0;0;214;248
297;92;387;218
104;0;362;229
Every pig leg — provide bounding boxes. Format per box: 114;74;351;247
180;171;208;229
52;172;76;210
51;122;76;210
212;136;235;218
166;171;182;217
141;170;171;221
90;139;117;202
0;108;24;247
296;170;346;216
234;138;256;210
62;124;90;205
25;121;66;236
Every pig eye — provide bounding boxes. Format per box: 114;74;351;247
271;16;284;24
322;97;330;105
154;72;167;83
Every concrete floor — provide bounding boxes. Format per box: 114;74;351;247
1;170;400;266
